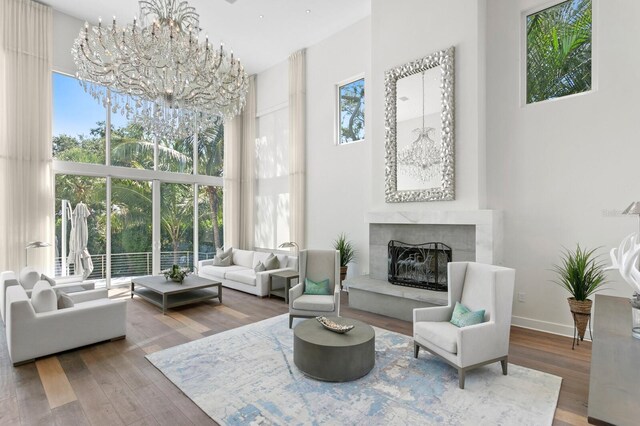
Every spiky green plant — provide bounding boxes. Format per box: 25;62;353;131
552;245;607;301
333;233;356;267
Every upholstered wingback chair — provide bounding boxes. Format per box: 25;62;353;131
413;262;516;389
288;249;340;328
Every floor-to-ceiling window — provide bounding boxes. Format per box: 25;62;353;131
52;71;223;287
255;107;289;249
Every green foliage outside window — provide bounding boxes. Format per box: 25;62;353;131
339;78;365;144
527;0;592;104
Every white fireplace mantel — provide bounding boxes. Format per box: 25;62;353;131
365;210;503;265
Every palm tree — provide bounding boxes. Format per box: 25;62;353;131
195;120;224;250
527;0;592;103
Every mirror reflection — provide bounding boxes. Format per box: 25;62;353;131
395;65;443;191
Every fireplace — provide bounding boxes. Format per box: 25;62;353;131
387;240;452;291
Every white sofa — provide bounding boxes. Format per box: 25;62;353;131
5;282;127;365
197;249;298;297
1;268;95;323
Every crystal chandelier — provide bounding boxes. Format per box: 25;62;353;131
72;0;249;140
398;71;442;183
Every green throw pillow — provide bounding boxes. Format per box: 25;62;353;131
303;278;331;295
450;301;485;328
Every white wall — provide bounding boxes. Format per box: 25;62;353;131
256;61;288;116
306;18;372;278
486;0;639;335
53;11;83;75
370;0;487;212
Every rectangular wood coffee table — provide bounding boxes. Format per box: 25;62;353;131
131;275;222;314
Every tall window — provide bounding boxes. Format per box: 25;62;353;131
255;107;289;249
52;72;224;286
526;0;592;104
337;77;365;144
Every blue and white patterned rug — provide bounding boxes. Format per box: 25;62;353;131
147;314;561;425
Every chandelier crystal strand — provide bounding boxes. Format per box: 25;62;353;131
398;71;442;183
72;0;248;140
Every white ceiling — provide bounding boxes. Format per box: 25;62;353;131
42;0;371;74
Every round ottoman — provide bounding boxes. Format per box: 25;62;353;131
293;317;375;382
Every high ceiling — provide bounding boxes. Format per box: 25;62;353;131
42;0;371;74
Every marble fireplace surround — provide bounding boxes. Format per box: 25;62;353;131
366;210;504;270
346;210;503;321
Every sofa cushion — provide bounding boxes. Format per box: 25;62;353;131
225;270;256;286
212;255;232;266
264;254;280;270
19;267;40;290
40;273;57;286
252;251;271;267
303;278;331;295
286;256;298;270
450;301;485;328
217;247;233;259
292;294;334;312
232;249;254;268
56;291;75;309
31;281;57;313
200;265;246;280
414;321;458;354
254;262;266;272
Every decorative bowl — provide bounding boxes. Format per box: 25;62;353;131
316;316;355;334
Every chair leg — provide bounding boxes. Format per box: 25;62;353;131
501;358;508;375
289;316;293;329
414;343;420;358
458;368;465;389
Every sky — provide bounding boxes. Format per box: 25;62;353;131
53;72;127;138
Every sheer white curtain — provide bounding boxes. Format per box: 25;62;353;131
223;115;242;249
240;75;256;250
288;49;306;249
223;75;256;251
0;0;54;272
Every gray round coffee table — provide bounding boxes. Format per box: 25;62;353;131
293;317;375;382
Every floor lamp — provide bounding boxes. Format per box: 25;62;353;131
278;241;299;272
25;241;51;267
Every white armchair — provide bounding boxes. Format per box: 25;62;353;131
5;282;126;365
413;262;515;389
288;249;340;328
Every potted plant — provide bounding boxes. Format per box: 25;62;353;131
552;245;608;342
333;233;356;289
163;264;190;284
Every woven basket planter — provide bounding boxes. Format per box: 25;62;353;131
568;298;592;340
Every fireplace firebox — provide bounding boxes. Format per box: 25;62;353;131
387;240;452;291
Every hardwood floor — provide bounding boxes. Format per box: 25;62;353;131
0;287;591;425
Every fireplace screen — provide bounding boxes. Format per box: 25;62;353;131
388;240;452;291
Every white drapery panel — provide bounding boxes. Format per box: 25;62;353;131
288;49;306;249
240;75;256;250
223;115;242;249
223;75;256;251
0;0;54;272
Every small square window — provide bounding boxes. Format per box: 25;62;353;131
526;0;592;104
337;77;365;144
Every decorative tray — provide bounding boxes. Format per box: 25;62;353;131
316;316;355;334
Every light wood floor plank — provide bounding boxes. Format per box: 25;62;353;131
214;304;250;320
554;407;590;426
166;311;211;333
35;357;77;409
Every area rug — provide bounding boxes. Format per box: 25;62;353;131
146;314;561;425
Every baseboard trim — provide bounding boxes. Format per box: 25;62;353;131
511;315;592;342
